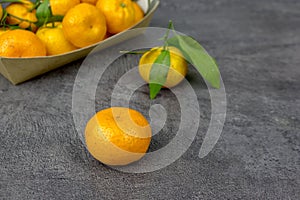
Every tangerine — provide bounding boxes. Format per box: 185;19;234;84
0;29;46;58
62;3;107;48
96;0;140;34
139;46;188;88
85;107;152;166
49;0;80;16
36;22;78;56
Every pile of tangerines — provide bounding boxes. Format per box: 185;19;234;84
0;0;144;57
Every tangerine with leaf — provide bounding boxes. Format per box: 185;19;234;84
136;21;221;99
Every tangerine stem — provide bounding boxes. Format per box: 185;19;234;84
120;50;148;54
7;13;36;24
120;2;126;8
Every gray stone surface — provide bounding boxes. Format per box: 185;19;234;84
1;0;300;199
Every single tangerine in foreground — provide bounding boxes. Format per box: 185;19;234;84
85;107;152;166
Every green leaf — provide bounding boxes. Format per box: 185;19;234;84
149;49;171;99
48;15;64;23
35;0;51;27
167;35;220;89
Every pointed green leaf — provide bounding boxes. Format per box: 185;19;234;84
167;35;220;89
149;49;171;99
35;0;51;27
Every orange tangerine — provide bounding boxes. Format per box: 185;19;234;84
85;107;152;166
62;3;107;48
96;0;139;34
36;23;78;56
0;29;46;58
49;0;80;16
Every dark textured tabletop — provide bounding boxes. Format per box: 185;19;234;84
1;0;300;199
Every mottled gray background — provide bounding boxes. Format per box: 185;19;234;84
0;0;300;199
